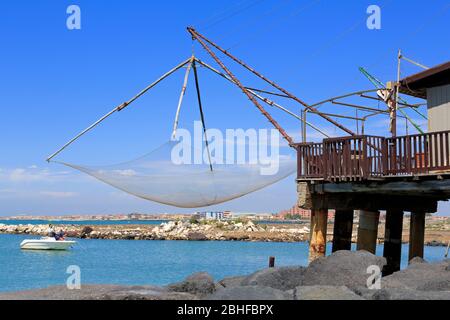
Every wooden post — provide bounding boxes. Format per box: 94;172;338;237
357;210;380;254
332;209;354;252
309;209;328;263
269;256;275;268
408;210;426;261
383;209;404;276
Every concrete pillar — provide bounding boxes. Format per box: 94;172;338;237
357;210;380;254
332;209;354;252
409;210;426;262
309;209;328;263
382;209;404;276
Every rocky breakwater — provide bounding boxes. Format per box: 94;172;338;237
2;250;449;300
151;220;310;242
0;220;311;242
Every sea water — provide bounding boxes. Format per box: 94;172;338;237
0;234;447;292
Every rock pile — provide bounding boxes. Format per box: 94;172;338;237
2;251;449;300
0;220;310;242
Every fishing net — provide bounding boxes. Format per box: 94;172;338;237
49;57;299;208
57;140;296;208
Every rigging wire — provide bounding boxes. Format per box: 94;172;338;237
226;0;322;50
334;1;450;96
200;0;268;31
213;0;294;42
195;0;252;29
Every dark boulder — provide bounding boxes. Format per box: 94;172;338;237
80;226;94;238
187;232;207;241
240;266;306;291
206;285;291;300
167;272;216;296
301;250;386;289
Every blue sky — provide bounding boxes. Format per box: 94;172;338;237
0;0;449;216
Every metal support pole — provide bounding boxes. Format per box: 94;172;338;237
192;60;213;171
172;57;194;138
302;109;307;143
393;49;402;137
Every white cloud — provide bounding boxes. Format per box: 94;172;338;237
0;166;82;183
39;191;78;198
9;168;49;182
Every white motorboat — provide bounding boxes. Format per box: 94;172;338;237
20;237;76;250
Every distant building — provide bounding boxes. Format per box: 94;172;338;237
196;211;224;220
223;211;232;219
278;205;335;220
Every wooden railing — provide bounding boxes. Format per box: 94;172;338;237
386;130;450;175
296;142;324;179
295;130;450;181
323;135;385;181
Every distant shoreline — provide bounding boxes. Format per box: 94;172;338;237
1;219;449;246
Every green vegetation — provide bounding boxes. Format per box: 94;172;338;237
189;217;199;224
284;214;302;220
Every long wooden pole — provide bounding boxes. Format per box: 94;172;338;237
309;208;328;262
188;30;294;145
47;57;192;162
188;27;355;136
194;58;329;138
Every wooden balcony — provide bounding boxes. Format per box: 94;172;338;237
294;130;450;182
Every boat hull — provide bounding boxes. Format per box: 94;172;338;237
20;239;76;250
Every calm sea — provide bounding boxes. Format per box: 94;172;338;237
0;234;447;292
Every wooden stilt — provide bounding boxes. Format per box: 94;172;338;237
383;209;404;276
309;209;328;263
269;256;275;268
357;210;380;254
332;209;354;252
408;210;426;262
